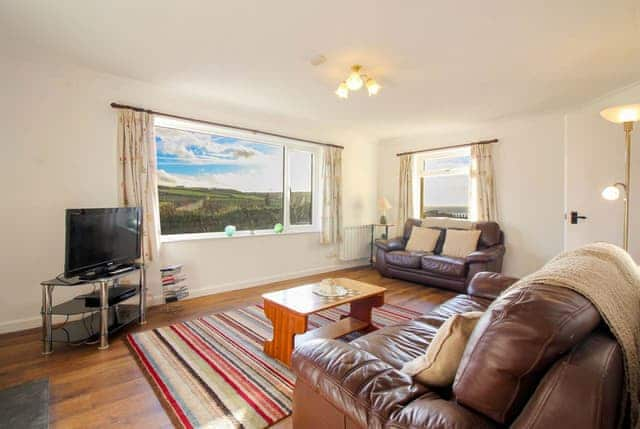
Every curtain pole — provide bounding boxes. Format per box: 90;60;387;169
396;139;498;157
110;102;344;150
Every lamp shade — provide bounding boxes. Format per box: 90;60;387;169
602;186;621;201
600;104;640;124
378;197;392;211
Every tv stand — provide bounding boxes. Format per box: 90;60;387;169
40;264;146;354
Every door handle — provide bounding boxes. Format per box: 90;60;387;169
570;211;587;224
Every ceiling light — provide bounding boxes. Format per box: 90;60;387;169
346;65;364;90
335;82;349;99
335;64;381;98
366;78;381;96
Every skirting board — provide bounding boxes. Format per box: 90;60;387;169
147;259;369;305
0;259;370;334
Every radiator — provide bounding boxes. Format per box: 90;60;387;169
340;225;372;261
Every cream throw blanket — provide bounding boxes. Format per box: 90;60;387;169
502;243;640;427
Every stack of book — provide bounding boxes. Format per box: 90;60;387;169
161;264;189;303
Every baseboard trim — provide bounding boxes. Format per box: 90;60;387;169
148;260;369;305
0;260;371;334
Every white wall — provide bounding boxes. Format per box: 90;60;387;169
0;55;378;333
564;82;640;260
377;113;566;277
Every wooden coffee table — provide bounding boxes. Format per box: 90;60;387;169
262;278;386;365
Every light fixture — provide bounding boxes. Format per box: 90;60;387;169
600;103;640;250
335;64;381;98
601;184;623;201
366;78;381;96
346;65;364;90
335;82;349;99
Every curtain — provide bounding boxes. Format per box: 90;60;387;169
397;154;414;228
320;146;343;244
470;143;498;222
117;109;161;262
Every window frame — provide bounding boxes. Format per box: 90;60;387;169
154;116;322;241
417;147;471;220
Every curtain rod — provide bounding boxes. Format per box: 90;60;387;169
110;102;344;149
396;138;499;156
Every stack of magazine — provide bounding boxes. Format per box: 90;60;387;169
161;264;189;303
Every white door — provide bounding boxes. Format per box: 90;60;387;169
564;98;640;262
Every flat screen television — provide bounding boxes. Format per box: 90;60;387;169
65;207;141;278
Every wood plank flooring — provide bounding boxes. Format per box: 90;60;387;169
0;267;456;428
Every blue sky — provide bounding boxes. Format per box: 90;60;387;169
155;127;310;193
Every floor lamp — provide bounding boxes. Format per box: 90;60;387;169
600;104;640;251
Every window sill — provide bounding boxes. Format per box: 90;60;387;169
160;228;321;243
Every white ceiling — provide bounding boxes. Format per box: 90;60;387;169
1;1;639;143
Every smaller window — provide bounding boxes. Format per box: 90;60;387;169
418;148;471;219
288;149;314;226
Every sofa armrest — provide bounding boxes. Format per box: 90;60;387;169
374;237;405;252
466;271;519;300
292;339;427;428
465;244;505;263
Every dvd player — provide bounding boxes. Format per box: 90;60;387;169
75;286;138;307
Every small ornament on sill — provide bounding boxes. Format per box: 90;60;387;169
224;225;236;237
274;223;284;233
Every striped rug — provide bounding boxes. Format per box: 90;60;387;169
127;303;420;429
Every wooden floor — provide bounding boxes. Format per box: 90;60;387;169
0;266;455;428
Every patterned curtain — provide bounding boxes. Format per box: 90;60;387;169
470;143;498;222
397;154;414;228
320;147;343;244
117;109;161;262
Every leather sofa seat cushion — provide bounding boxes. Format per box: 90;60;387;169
350;320;439;369
386;250;430;268
453;284;602;424
422;255;467;277
403;311;483;387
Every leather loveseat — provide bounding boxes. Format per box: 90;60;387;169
291;272;625;429
375;218;505;292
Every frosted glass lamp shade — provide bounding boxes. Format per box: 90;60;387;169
335;82;349;99
600;104;640;124
602;186;621;201
346;66;364;90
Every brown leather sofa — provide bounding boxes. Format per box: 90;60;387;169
291;272;625;429
375;218;505;293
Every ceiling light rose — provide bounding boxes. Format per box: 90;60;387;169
335;82;349;99
366;78;381;96
346;65;364;90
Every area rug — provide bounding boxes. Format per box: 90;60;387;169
127;302;420;429
0;378;49;429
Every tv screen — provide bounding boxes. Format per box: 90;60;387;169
65;207;141;277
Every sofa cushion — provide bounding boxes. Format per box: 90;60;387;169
350;320;438;369
386;250;430;268
442;229;482;258
421;255;467;277
402;311;484;387
453;284;602;424
406;226;441;253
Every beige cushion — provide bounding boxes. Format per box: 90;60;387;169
442;229;481;258
405;226;440;253
402;311;483;387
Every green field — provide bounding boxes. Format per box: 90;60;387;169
158;185;312;234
